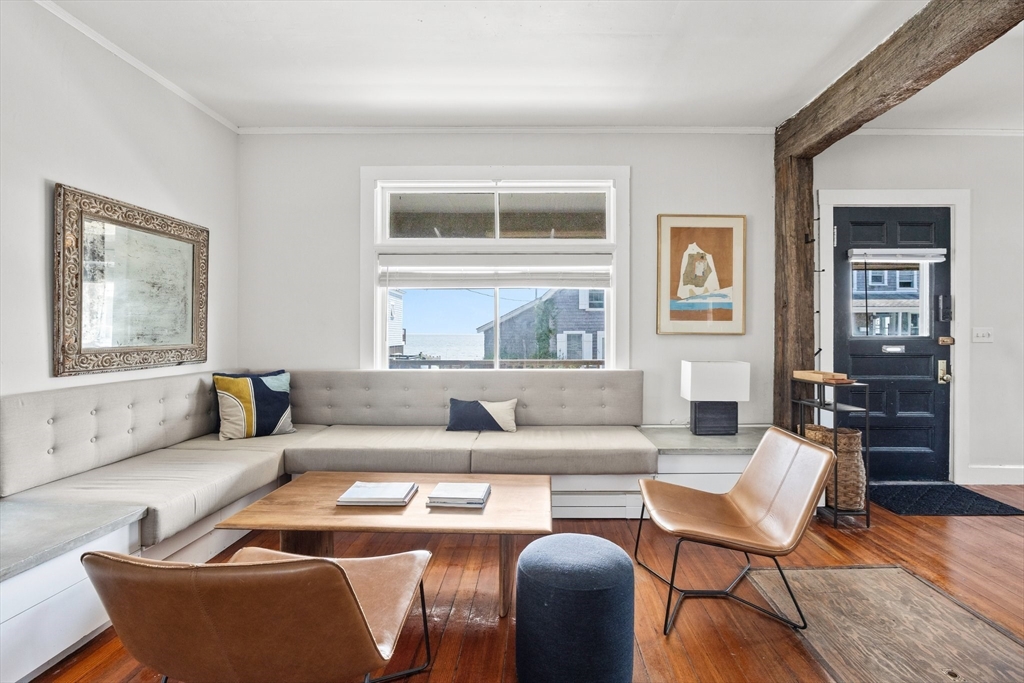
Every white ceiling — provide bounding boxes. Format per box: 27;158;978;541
48;0;1023;131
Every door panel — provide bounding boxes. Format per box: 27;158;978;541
834;207;951;482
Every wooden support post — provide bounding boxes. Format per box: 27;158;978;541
772;0;1024;426
773;156;815;429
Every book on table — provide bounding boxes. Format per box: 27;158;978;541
427;482;491;508
337;481;418;506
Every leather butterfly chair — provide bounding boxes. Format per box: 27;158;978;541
634;426;835;635
82;547;432;683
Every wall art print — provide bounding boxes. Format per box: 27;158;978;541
657;214;746;335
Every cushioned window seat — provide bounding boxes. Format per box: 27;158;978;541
470;426;658;475
7;449;284;546
168;423;328;454
285;425;477;474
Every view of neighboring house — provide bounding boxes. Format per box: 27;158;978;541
387;289;405;355
851;268;923;336
476;289;606;363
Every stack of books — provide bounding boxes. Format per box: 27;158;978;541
427;482;491;509
336;481;418;506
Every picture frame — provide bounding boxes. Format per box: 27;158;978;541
657;214;746;335
53;184;209;376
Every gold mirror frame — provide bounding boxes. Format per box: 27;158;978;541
53;184;209;376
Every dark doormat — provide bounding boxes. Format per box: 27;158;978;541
869;483;1024;516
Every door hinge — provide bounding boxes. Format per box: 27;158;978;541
833;226;837;248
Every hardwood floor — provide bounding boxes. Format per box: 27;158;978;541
36;486;1023;683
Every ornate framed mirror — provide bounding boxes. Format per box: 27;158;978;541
53;184;209;376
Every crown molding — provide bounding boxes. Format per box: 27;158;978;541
236;125;778;136
34;0;239;133
852;127;1024;137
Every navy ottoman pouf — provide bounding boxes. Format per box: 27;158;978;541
516;533;634;683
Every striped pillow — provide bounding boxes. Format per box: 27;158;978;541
213;370;296;440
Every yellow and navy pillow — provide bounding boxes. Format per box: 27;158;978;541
446;398;518;432
213;370;296;441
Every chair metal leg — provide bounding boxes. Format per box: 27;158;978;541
367;580;433;683
160;677;168;683
634;503;808;634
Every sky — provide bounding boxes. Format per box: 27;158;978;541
400;288;549;335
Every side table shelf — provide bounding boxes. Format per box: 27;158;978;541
790;378;871;528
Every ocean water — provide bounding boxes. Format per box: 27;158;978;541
404;333;485;360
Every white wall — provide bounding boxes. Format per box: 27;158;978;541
0;1;239;395
815;134;1024;474
238;132;776;425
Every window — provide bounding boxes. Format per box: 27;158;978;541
851;263;930;337
362;167;629;369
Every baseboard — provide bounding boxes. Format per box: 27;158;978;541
958;466;1024;486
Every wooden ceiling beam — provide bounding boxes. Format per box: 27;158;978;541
772;0;1023;429
776;0;1024;161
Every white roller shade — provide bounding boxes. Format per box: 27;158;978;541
378;253;612;288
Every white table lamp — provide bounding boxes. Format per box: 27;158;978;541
681;361;750;435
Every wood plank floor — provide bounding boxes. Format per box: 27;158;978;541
36;486;1023;683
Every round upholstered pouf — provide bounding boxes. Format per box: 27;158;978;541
516;533;634;683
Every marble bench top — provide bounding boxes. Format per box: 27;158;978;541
0;501;147;581
639;425;769;455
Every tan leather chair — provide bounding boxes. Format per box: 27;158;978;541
82;547;432;683
634;426;835;634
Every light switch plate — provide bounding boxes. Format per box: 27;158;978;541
972;327;994;343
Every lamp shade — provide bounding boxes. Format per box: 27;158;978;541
681;361;750;402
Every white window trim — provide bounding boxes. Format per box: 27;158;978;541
360;166;630;370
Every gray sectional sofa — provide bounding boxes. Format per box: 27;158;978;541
1;368;655;549
1;367;656;680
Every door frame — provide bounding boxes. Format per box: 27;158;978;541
818;190;971;484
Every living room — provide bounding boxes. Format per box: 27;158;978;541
1;1;1022;682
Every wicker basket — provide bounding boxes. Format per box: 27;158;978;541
804;424;866;511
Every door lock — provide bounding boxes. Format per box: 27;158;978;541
938;360;952;384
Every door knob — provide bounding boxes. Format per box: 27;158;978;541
938;360;952;385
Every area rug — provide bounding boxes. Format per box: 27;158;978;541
748;566;1024;683
869;483;1024;516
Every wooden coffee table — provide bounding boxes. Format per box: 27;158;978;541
216;471;552;617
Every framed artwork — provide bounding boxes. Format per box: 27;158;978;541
657;214;746;334
53;184;209;376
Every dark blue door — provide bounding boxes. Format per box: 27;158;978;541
834;207;952;482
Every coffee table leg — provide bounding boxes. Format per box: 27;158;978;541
280;530;334;557
499;535;516;618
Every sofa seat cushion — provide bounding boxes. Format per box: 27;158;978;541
7;449;283;546
470;426;658;475
285;425;476;474
168;423;327;454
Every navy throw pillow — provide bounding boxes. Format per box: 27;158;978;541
447;398;518;432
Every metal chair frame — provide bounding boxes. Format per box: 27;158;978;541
365;581;432;683
633;504;807;635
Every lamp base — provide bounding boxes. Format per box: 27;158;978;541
689;401;738;436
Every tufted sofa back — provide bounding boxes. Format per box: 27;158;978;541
289;370;644;428
0;372;219;497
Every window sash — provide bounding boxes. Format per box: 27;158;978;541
380;180;614;244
